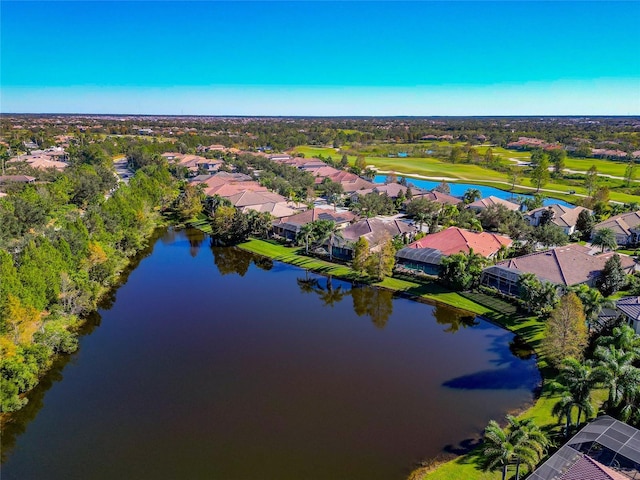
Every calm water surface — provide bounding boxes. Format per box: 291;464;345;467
375;175;574;207
1;229;540;480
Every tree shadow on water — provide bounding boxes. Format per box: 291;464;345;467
442;332;540;391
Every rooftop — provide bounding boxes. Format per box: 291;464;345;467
407;227;512;257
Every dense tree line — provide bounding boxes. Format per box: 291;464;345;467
0;143;179;413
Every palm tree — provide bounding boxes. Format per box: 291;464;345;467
507;416;550;480
597;324;640;358
463;188;481;204
320;221;344;261
571;285;612;333
594;345;638;409
297;222;316;255
480;420;517;480
551;357;597;434
592;227;617;252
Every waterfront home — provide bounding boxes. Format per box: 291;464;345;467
226;190;303;218
327;171;375;193
330;217;417;259
526;204;591;235
592;211;640;246
480;244;637;296
411;190;463;206
467;196;520;212
272;207;357;241
351;182;425;201
528;416;639;480
395;227;512;275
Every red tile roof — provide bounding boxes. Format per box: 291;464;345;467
560;455;628;480
407;227;512;257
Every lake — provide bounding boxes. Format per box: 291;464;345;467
1;228;540;480
374;175;574;207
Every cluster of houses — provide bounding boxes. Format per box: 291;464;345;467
8;146;69;171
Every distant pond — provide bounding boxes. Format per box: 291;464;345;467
1;228;540;480
375;174;574;207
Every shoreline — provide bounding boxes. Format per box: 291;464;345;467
235;237;555;479
0;223;169;431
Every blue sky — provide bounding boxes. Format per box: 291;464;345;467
1;1;639;115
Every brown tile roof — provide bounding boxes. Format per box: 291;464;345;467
227;190;287;207
527;204;591;229
594;211;640;237
204;181;268;197
407;227;512;257
467;196;520;211
496;244;637;286
413;190;462;205
339;217;417;248
273;208;356;228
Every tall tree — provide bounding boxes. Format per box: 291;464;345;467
530;157;550;192
585;165;599;197
576;210;595;241
594;345;637;409
596;254;626;296
507;416;550;480
542;293;588;367
352;237;370;274
480;420;516;480
624;161;637;186
365;238;395;280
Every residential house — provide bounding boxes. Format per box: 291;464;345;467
592;211;640;246
396;227;512;275
161;152;223;175
272;207;357;241
526;204;591;235
480;244;637;296
0;175;36;184
467;196;520;212
351;182;426;201
226;190;304;218
411;190;463;206
528;416;639;480
330;217;417;259
614;297;640;335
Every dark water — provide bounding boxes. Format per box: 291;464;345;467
1;228;540;480
375;175;574;207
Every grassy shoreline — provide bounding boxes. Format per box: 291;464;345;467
236;238;563;480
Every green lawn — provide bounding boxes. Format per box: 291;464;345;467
291;145;640;204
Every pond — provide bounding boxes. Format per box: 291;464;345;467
1;229;540;480
374;174;574;207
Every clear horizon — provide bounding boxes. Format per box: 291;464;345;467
2;1;639;115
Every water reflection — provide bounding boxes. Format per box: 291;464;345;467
433;304;479;333
185;228;206;258
351;286;394;329
211;246;252;276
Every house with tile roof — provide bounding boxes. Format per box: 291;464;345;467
592;211;640;246
330;217;417;259
528;416;639;480
526;204;592;235
615;296;640;335
395;227;512;276
481;244;637;296
467;195;521;212
412;190;463;206
406;227;512;257
272;207;357;241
